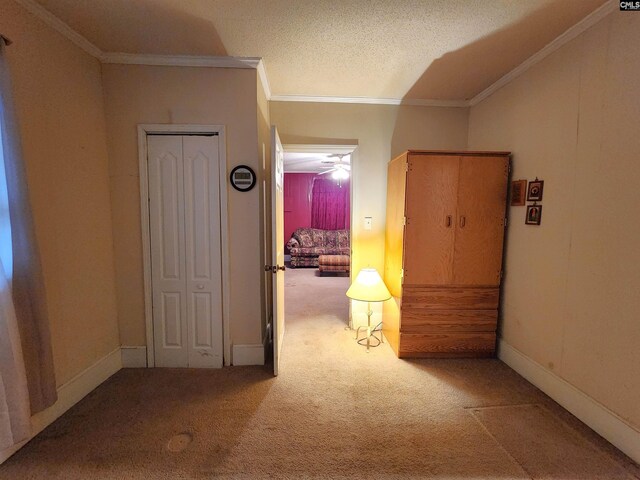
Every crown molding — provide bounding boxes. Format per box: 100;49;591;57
257;59;272;100
270;95;469;108
14;0;103;58
100;52;261;69
469;0;616;106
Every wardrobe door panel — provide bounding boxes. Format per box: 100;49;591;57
453;156;508;286
404;155;459;285
384;153;408;298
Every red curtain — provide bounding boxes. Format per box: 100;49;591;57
310;177;350;230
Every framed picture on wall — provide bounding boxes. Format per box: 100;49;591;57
525;204;542;225
527;179;544;202
510;180;527;206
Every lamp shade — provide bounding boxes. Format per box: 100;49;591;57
346;268;391;302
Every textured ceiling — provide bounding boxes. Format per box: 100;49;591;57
35;0;607;100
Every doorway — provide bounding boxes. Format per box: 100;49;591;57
281;144;355;348
138;125;230;368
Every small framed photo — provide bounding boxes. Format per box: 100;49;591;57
525;205;543;225
510;180;527;206
527;179;544;202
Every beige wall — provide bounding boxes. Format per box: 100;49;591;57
468;13;640;429
1;0;119;385
270;102;469;278
101;65;264;353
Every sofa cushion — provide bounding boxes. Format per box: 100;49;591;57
294;228;315;248
337;230;350;248
310;228;326;246
324;230;338;248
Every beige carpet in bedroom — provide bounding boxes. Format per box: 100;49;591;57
1;268;638;479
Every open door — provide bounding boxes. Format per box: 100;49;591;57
269;126;285;376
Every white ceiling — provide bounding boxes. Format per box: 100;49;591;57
284;152;351;173
33;0;607;101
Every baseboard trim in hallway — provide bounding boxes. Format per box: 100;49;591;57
121;346;148;367
498;338;640;463
0;346;123;464
232;344;265;366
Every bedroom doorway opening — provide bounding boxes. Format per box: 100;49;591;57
282;145;356;338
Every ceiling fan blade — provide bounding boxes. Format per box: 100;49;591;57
328;153;350;162
317;168;335;175
341;164;351;171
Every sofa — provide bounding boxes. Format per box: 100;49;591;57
286;228;350;268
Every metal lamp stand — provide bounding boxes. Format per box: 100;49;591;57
355;301;384;352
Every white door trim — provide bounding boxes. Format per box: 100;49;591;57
281;143;358;327
137;124;231;367
282;144;358;154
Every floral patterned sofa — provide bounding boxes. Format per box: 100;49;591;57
286;228;350;268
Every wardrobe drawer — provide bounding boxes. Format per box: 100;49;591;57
400;309;497;333
402;286;499;310
399;332;496;358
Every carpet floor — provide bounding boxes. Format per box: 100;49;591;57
1;268;638;479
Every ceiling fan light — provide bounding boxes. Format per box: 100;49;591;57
332;169;349;180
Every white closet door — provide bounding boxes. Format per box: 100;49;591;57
148;134;223;368
183;136;223;368
148;135;188;367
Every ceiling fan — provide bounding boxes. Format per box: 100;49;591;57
318;153;351;180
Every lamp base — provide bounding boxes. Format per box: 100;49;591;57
354;303;384;352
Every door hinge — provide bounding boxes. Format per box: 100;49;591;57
400;268;405;284
403;216;407;226
504;217;508;227
508;160;512;174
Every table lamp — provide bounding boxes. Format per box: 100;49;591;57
346;268;391;351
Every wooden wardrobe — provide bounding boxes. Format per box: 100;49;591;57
383;150;510;358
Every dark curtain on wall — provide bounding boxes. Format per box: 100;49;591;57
310;177;349;230
0;39;57;413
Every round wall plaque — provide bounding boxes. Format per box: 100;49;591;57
230;165;256;192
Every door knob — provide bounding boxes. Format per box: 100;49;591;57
264;265;285;273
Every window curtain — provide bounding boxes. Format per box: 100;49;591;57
0;256;31;449
0;39;57;417
310;177;350;230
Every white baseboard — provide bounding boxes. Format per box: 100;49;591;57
0;346;122;464
120;346;147;367
498;338;640;464
232;344;265;366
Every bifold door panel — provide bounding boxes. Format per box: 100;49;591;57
148;135;223;368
